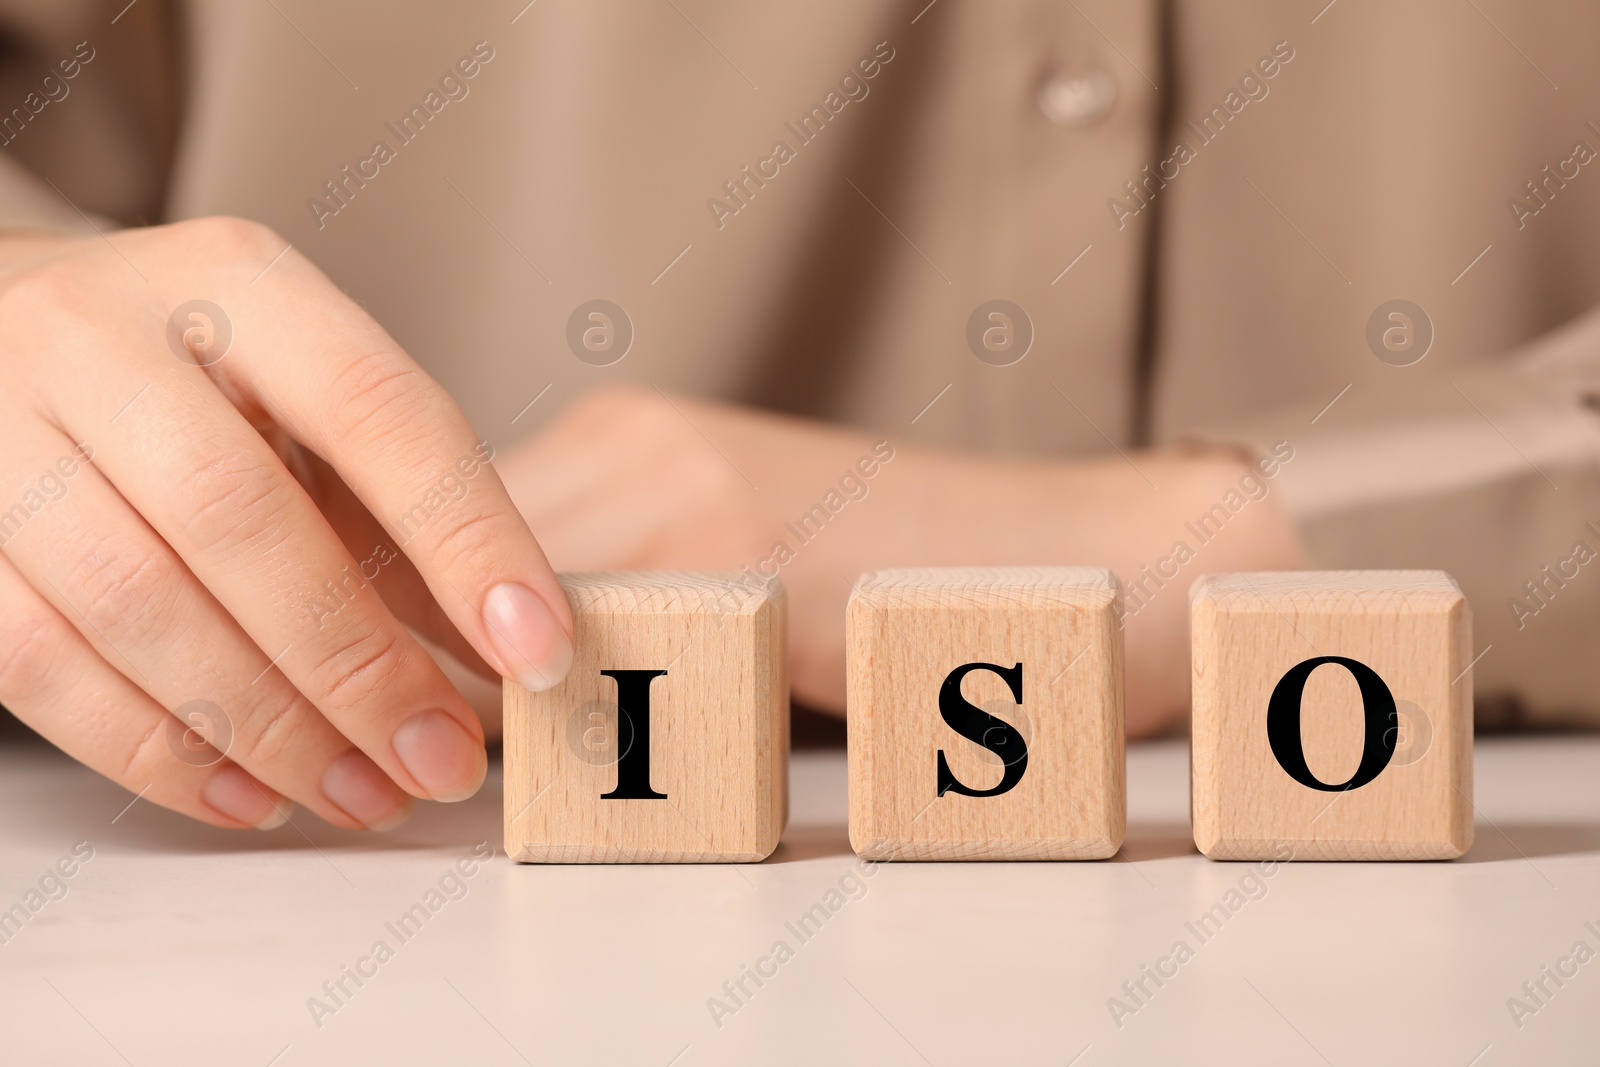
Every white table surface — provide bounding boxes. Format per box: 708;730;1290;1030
2;731;1597;1066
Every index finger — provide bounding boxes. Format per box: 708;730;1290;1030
200;225;573;693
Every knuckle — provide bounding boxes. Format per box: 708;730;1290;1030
326;348;436;452
178;451;297;557
65;536;182;645
0;264;81;329
236;691;316;767
425;508;502;569
308;625;413;710
120;717;170;781
0;609;69;700
173;216;283;263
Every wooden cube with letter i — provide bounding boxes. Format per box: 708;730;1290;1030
846;567;1125;861
503;572;787;863
1190;571;1474;861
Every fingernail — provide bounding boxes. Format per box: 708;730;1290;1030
392;709;487;803
202;765;293;829
321;749;414;831
483;582;573;693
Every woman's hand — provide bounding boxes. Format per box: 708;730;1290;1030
0;218;572;830
502;387;1307;736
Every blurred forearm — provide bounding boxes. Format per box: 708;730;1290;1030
496;388;1307;737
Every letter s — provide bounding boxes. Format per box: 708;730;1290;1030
936;662;1027;798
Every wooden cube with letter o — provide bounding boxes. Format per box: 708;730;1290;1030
847;567;1125;861
504;571;787;863
1190;571;1473;861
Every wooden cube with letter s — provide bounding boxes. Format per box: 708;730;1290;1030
1190;571;1473;861
503;572;787;863
847;567;1125;861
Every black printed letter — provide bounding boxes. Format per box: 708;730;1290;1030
1266;656;1396;792
936;662;1027;797
600;669;668;800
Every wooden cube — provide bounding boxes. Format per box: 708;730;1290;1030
847;567;1125;861
504;572;787;863
1190;571;1473;861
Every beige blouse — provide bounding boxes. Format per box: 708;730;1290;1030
5;0;1600;726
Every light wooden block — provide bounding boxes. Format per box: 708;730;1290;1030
1191;571;1473;861
847;567;1125;861
504;572;787;863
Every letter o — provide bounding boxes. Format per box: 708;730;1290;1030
1266;656;1397;792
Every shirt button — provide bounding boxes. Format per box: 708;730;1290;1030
1036;65;1117;127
